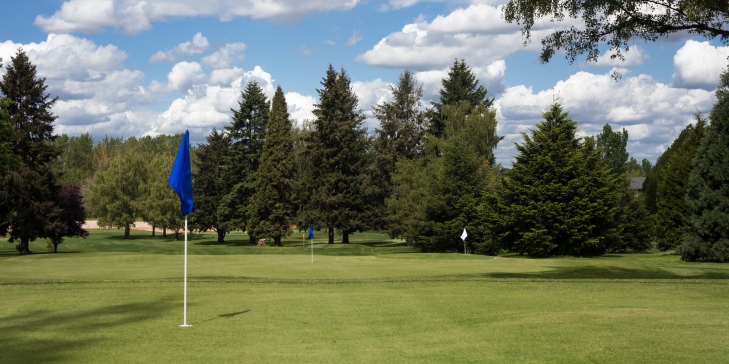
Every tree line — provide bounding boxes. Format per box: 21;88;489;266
2;49;728;261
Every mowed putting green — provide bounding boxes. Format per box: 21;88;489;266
1;229;729;363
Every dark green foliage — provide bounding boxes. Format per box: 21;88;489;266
249;86;295;246
495;104;622;257
429;59;493;138
596;124;629;176
0;98;18;171
654;116;706;250
46;184;89;252
504;0;729;65
371;70;427;230
0;49;62;253
679;65;729;262
190;128;231;243
304;65;369;244
408;138;494;254
223;81;270;242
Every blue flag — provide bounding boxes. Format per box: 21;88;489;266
168;130;194;216
307;225;314;240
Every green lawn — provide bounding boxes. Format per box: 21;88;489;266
1;229;728;363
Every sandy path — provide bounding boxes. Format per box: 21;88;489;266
83;220;157;231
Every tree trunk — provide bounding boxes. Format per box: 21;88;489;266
53;241;59;253
342;231;350;244
328;227;334;244
274;236;282;247
248;234;256;246
152;225;156;237
18;237;31;254
217;229;226;244
124;225;130;238
175;229;179;240
163;227;167;237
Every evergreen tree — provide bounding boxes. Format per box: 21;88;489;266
190;128;231;243
249;86;295;246
223;81;270;244
654;116;706;250
305;65;369;244
429;59;493;138
371;70;427;230
495;104;622;256
0;49;62;253
0;98;18;171
679;65;729;262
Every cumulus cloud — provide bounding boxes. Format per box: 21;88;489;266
672;40;729;90
0;34;154;133
149;32;210;63
494;68;715;166
357;3;565;71
35;0;362;34
201;43;246;69
584;46;649;67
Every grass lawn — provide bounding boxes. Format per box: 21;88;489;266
1;229;728;363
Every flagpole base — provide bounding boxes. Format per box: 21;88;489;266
179;324;192;327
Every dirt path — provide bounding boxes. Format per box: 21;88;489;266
83;220;157;231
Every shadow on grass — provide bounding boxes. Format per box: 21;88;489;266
0;297;176;363
486;265;729;280
194;310;250;325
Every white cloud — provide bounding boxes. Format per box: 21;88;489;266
346;31;363;46
495;68;715;166
35;0;362;34
357;3;566;71
201;43;246;69
149;32;210;63
585;46;649;67
672;40;729;89
284;92;317;126
167;62;206;91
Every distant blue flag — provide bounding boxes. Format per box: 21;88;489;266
168;130;194;216
307;225;314;240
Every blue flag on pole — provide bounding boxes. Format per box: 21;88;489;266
307;225;314;240
168;130;194;216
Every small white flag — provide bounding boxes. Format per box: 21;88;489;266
460;228;468;241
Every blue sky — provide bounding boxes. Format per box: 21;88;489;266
1;0;726;166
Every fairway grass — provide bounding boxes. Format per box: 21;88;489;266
1;230;729;363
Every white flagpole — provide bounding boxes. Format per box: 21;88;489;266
180;216;191;327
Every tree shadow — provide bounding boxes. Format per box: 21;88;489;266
485;265;729;280
193;310;250;325
0;296;176;363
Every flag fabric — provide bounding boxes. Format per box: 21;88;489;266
168;130;194;216
307;225;314;240
460;228;468;241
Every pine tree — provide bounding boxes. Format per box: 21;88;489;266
249;86;295;246
495;104;622;256
0;49;62;253
679;65;729;262
305;65;369;244
429;59;493;138
653;116;706;251
223;81;270;243
190;128;231;243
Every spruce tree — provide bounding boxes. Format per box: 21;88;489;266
371;70;427;230
653;116;706;250
679;65;729;262
0;49;62;253
305;65;369;244
496;104;621;256
429;59;493;138
190;128;231;243
223;81;270;243
249;86;295;246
